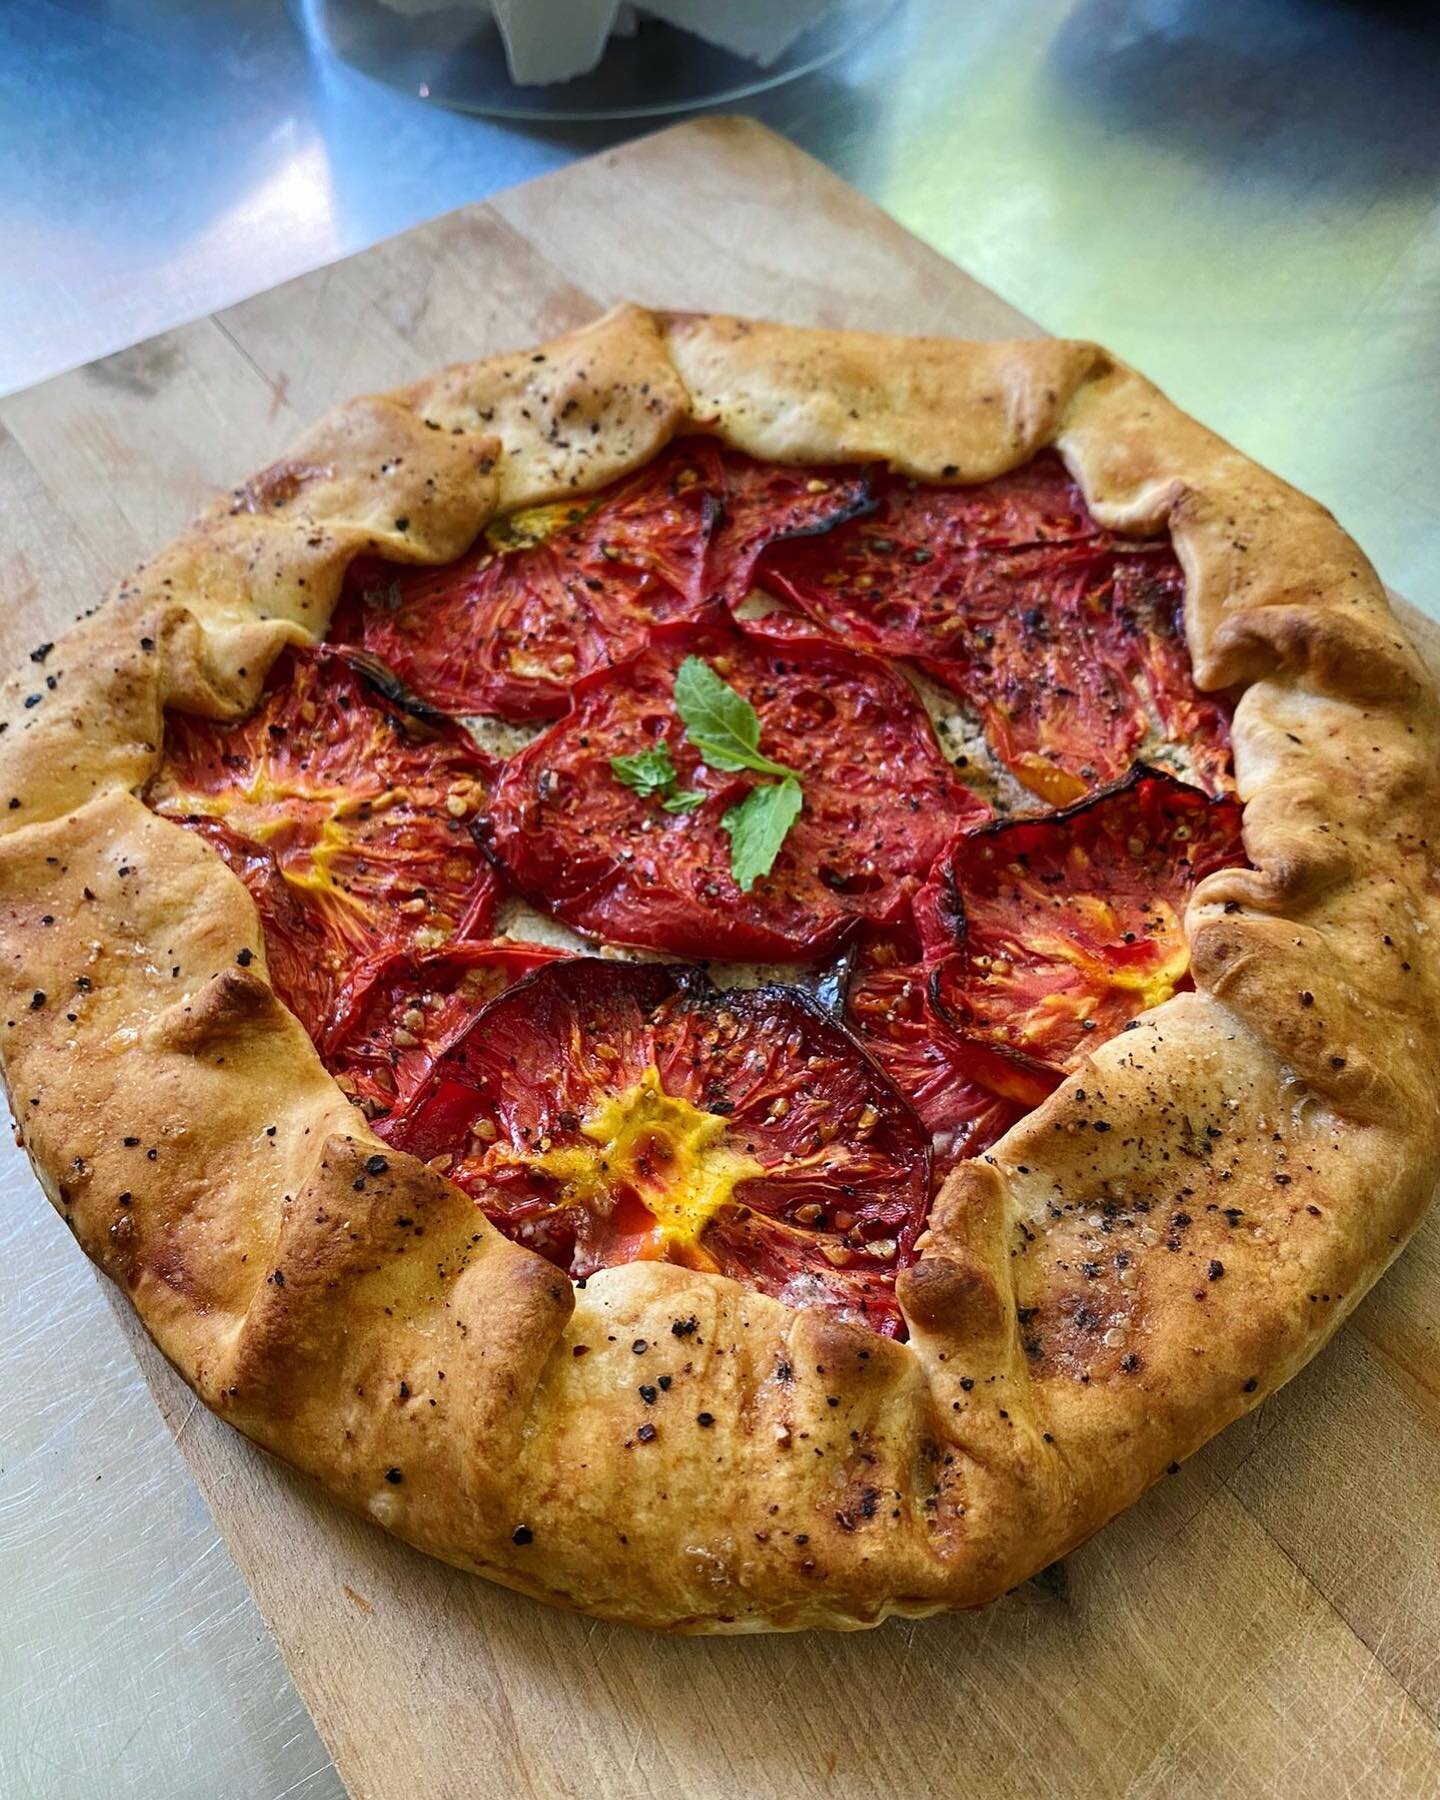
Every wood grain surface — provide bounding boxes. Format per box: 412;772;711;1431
3;118;1438;1800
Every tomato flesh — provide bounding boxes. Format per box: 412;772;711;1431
917;766;1245;1089
147;646;500;1048
332;438;872;722
139;439;1252;1336
329;939;569;1120
756;451;1233;803
484;618;988;962
846;939;1035;1181
385;958;930;1336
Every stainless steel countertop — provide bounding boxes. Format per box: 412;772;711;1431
3;1;1438;1794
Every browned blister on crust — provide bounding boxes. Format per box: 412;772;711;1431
0;306;1437;1631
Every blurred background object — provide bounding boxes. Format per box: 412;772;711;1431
298;0;897;115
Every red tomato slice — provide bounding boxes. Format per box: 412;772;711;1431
917;766;1245;1087
1110;551;1234;800
147;645;501;1048
331;439;871;722
704;451;874;600
484;619;988;962
330;939;570;1121
845;939;1037;1181
756;452;1233;804
386;958;930;1336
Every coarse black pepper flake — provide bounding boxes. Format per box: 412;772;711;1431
631;1337;648;1354
1208;1260;1225;1280
1242;1377;1258;1393
235;947;254;967
123;1135;140;1147
657;1374;672;1391
1119;1353;1142;1373
384;1467;403;1484
29;991;45;1010
511;1525;533;1545
365;1154;389;1176
638;1384;657;1404
696;1412;715;1428
636;1422;657;1444
671;1315;699;1337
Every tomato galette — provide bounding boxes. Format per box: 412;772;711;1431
2;308;1436;1631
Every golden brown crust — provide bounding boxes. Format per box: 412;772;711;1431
2;305;1437;1631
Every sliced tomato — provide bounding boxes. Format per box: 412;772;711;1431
917;766;1245;1087
147;645;501;1048
703;451;873;600
329;939;569;1120
331;439;871;722
1110;551;1234;799
845;939;1037;1181
483;618;988;963
756;452;1233;803
386;958;930;1336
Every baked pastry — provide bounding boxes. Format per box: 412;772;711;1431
1;307;1434;1630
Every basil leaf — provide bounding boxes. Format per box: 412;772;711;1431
721;778;803;893
611;745;680;799
662;789;706;814
674;656;797;780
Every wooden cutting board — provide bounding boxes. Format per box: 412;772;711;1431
4;117;1439;1800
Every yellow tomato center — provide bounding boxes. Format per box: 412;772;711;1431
491;1066;762;1265
484;499;589;553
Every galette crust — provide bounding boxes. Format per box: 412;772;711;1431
1;307;1436;1631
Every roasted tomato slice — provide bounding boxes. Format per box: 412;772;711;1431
757;451;1233;803
846;939;1037;1182
328;939;569;1121
484;618;988;962
386;958;930;1335
1110;551;1234;800
147;645;500;1048
332;438;871;722
917;766;1245;1085
704;451;873;600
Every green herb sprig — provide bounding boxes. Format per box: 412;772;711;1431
609;744;705;814
608;655;804;892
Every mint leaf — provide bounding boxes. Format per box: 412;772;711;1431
722;778;803;893
662;789;706;814
611;745;681;799
674;656;797;780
